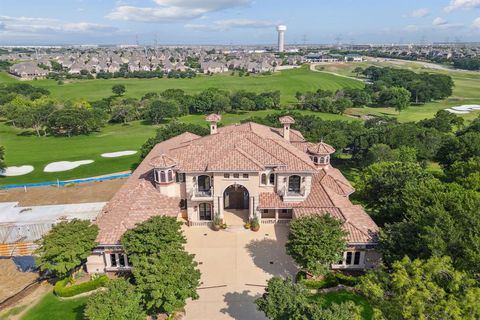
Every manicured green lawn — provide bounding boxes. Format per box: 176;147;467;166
0;120;158;185
0;66;363;105
309;290;373;320
21;293;87;320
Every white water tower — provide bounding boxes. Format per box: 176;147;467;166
277;25;287;52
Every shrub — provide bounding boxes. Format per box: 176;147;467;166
54;274;109;297
334;273;359;286
299;272;338;289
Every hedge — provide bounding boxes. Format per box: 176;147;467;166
54;275;109;297
296;271;359;289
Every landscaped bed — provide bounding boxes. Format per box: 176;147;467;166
308;289;373;320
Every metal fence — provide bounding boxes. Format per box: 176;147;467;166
0;172;131;190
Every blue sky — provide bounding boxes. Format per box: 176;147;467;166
1;0;480;45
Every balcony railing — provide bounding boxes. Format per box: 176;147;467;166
277;186;305;198
195;189;212;197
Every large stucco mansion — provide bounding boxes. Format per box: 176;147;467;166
86;115;380;273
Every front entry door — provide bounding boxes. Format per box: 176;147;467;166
224;186;249;210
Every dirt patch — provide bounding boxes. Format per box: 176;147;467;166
0;282;52;320
0;179;125;206
0;259;38;303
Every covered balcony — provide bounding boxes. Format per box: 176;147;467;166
190;175;213;200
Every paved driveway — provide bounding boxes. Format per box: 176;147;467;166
183;224;298;320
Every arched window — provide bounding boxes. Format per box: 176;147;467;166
199;203;212;220
269;173;275;185
160;170;166;183
313;156;318;164
288;175;301;193
261;173;267;185
167;170;173;181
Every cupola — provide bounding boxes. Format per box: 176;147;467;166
307;141;335;166
150;154;177;184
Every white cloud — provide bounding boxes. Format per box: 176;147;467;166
404;24;420;32
433;17;448;25
0;16;117;34
107;0;252;22
409;8;431;18
473;17;480;28
432;17;464;29
185;18;276;31
445;0;480;12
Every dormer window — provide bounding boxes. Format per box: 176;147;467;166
154;169;175;183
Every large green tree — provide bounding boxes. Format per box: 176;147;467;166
84;278;145;320
286;215;347;275
256;277;361;320
34;219;98;278
359;256;480;320
121;216;200;315
358;161;432;225
111;84;126;96
144;99;179;124
379;179;480;273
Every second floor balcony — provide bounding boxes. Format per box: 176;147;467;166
191;175;213;200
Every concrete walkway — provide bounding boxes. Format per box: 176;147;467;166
183;224;297;320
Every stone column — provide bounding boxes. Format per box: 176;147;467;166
275;209;279;222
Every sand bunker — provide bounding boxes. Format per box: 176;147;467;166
0;165;34;176
101;150;137;158
446;105;480;114
44;160;94;172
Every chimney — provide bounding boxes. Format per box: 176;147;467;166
278;116;295;142
206;114;221;135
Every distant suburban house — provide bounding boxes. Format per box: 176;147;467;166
86;116;380;274
9;62;49;80
201;61;229;74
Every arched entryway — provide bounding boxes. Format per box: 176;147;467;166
224;184;249;210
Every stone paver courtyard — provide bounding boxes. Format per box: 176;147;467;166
183;224;298;320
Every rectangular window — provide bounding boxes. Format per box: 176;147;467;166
224;173;230;179
233;173;239;178
180;199;187;209
354;252;361;265
199;203;212;220
110;254;117;267
345;252;352;265
242;173;249;179
119;254;126;267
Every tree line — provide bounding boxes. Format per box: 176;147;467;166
0;82;280;137
295;66;454;114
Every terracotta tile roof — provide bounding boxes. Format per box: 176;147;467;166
279;116;295;124
258;169;377;244
165;127;316;173
206;114;221;122
307;142;336;155
149;154;177;168
95;132;199;244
